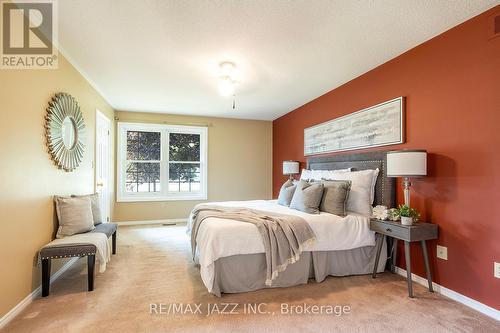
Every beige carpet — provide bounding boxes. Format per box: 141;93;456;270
3;225;498;333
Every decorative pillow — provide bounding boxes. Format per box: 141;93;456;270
277;179;296;207
300;169;313;181
330;169;379;216
319;180;352;216
71;193;103;225
318;168;352;181
365;168;380;204
289;180;324;214
55;196;95;238
301;168;351;181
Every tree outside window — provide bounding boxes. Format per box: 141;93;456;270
168;133;201;192
125;131;161;192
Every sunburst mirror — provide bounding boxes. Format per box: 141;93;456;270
45;93;86;172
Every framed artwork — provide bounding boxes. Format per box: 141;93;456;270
304;97;405;155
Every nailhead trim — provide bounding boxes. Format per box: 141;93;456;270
307;157;394;207
41;252;96;259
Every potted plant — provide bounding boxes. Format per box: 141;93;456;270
396;204;420;225
388;208;400;221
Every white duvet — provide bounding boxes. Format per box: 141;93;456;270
187;200;376;292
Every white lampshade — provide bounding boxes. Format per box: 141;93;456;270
387;150;427;177
283;161;299;175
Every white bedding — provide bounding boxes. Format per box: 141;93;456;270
187;200;376;292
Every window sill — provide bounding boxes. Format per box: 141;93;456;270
117;195;207;203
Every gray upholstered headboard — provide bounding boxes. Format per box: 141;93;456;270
307;151;396;208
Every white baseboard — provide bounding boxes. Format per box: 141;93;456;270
0;257;80;329
395;267;499;321
115;218;187;226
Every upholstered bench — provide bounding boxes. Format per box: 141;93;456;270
92;222;118;254
39;223;117;297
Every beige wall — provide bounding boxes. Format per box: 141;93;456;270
0;57;271;318
0;56;115;318
113;111;272;222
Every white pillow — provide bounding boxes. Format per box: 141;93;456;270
369;168;380;204
301;168;352;181
330;169;379;216
300;169;313;181
320;168;352;180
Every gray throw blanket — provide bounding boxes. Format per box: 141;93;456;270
190;204;316;286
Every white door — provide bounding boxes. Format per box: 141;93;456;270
95;109;111;223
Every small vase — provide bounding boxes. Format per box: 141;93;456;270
401;216;413;226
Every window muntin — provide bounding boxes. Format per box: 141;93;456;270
168;163;201;192
117;123;207;202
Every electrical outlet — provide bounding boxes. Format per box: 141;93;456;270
495;262;500;279
437;245;448;260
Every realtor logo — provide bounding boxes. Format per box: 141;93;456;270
1;0;58;69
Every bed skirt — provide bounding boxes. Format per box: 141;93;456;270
211;239;387;296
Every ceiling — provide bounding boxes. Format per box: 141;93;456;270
59;0;499;120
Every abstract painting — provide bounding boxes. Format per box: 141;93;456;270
304;97;404;155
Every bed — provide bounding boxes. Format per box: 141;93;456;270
188;151;396;296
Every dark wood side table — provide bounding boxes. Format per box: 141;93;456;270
370;219;438;298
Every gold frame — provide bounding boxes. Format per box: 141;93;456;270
44;93;86;172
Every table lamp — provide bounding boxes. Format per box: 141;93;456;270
386;150;427;207
282;161;299;180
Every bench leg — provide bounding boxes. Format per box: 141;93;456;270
88;255;95;292
112;231;117;255
42;259;51;297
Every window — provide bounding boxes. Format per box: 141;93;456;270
125;130;161;193
117;123;207;202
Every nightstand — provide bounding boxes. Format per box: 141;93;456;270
370;219;438;297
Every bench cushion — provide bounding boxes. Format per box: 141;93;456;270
40;243;96;259
39;223;116;260
90;223;117;238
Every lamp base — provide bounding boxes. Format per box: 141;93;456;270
403;177;411;207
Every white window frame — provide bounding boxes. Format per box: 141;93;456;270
117;122;208;202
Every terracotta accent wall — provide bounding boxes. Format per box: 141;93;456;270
113;111;273;222
0;55;115;318
273;7;500;309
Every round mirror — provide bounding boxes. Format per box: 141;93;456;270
61;117;77;149
45;93;86;172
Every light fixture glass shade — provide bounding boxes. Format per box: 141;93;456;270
219;62;236;78
218;77;235;97
217;61;239;97
386;150;427;177
283;161;299;175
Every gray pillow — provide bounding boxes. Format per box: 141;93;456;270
277;179;296;206
71;193;103;225
55;196;95;238
289;180;324;214
319;180;352;216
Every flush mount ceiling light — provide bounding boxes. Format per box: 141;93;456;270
217;61;239;109
217;61;237;96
